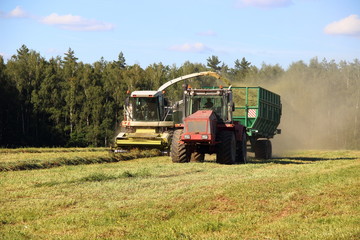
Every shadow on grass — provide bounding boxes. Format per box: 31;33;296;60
34;169;153;187
248;156;357;165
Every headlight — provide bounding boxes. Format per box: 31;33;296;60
184;135;191;139
201;135;208;140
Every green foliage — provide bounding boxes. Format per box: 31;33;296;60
1;45;360;149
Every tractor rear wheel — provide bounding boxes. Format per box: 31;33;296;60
254;140;272;159
171;129;190;163
216;131;236;164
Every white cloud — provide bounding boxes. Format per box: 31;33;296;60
1;6;29;18
169;43;211;53
10;6;27;17
1;6;114;31
41;13;114;31
324;15;360;37
235;0;293;8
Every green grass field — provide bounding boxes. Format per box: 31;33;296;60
0;149;359;239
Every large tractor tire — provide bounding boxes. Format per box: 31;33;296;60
236;131;247;164
216;131;236;164
170;129;190;163
254;139;272;159
190;151;205;163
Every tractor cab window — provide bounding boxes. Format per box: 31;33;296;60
130;97;160;121
186;95;227;121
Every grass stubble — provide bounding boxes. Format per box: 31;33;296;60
0;149;359;239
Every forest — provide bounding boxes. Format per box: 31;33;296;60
0;45;359;149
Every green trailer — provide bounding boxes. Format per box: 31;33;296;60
200;86;282;159
232;87;282;158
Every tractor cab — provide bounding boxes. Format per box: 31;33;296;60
183;88;234;123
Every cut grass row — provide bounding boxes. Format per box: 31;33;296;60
0;150;359;239
0;147;108;154
0;148;161;171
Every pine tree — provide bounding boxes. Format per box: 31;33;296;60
115;51;126;69
5;45;47;144
62;48;80;144
206;55;221;71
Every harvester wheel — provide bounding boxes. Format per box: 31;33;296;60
254;140;272;159
236;131;247;164
190;151;205;162
216;131;236;164
171;129;190;163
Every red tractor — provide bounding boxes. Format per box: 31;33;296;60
171;86;247;164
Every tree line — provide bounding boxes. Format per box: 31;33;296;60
0;45;359;149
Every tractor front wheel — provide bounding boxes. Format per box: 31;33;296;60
170;129;190;163
216;131;236;164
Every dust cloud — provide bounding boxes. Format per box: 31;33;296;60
239;60;360;154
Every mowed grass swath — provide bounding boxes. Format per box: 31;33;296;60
1;150;359;239
0;148;161;171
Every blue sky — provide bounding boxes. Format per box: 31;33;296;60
1;0;359;69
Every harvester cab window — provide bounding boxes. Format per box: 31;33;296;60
131;97;160;121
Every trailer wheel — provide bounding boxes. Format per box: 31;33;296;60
190;151;205;162
236;131;247;164
254;140;272;159
216;131;236;164
170;129;190;163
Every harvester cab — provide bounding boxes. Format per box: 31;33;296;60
113;90;174;153
124;90;170;122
